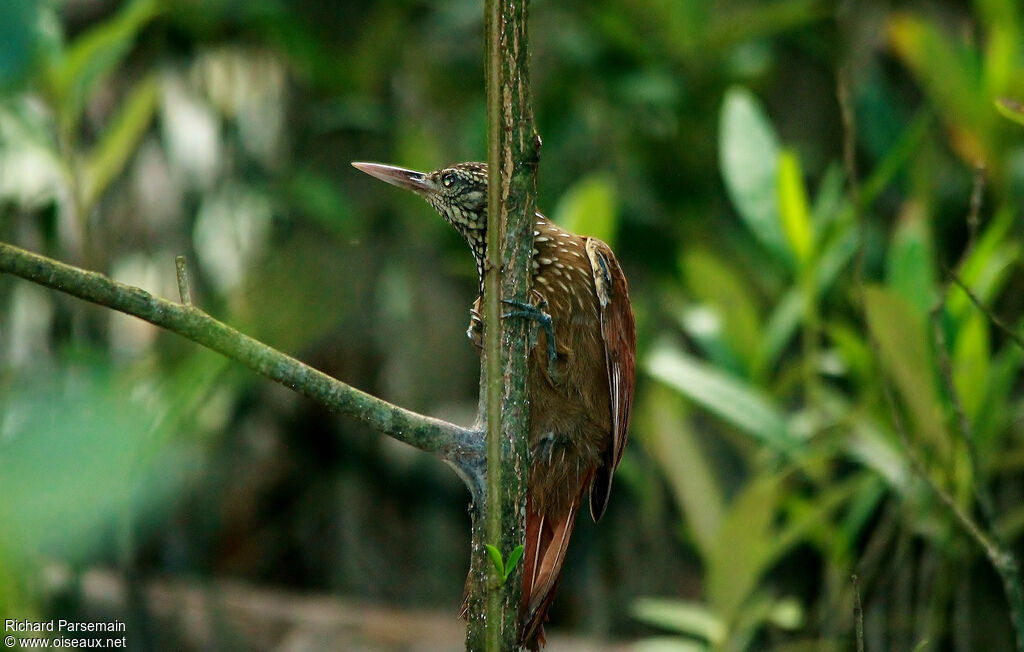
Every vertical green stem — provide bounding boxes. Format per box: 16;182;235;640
483;0;506;644
800;265;820;408
466;0;538;649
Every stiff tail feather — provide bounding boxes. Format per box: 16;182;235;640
519;484;587;650
459;481;588;649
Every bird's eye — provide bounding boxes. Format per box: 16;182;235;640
442;173;454;188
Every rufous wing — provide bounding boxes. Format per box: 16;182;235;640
584;237;636;522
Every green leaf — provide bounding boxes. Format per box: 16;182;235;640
483;543;523;585
810;162;845;230
860;108;933;205
756;220;858;373
770;474;864;563
641;387;725;559
972;345;1024;445
776;149;813;266
646;342;797;452
485;544;505;580
632;598;725;643
952;312;990;419
678;304;747;377
840;475;888;545
552;173;618;247
679;249;762;375
707;472;859;628
706;474;781;621
47;0;161;131
504;544;525;582
886;202;937;317
947;205;1019;321
719;86;788;263
758;288;803;375
978;0;1022;96
863;286;947;451
995;98;1024;127
81;73;159;211
846;415;907;488
827;322;872;384
704;0;827;53
887;13;991;162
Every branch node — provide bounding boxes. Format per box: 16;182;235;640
175;255;193;306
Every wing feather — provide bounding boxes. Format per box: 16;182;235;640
584;238;636;521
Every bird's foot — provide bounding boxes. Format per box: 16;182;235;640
502;298;559;380
466;306;484;349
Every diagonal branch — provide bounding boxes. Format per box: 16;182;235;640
947;269;1024;351
931;167;997;531
0;241;485;497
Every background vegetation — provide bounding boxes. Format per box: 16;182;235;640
1;0;1023;649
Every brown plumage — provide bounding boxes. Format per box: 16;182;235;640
352;161;636;649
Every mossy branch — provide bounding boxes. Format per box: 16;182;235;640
0;241;485;497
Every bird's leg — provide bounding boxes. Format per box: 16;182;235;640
466;306;484;350
466;293;560;381
502;296;559;381
466;294;485;350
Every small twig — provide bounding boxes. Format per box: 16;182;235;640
875;366;998;558
931;166;1024;651
929;167;999;531
877;334;1024;649
929;308;997;526
175;255;192;306
837;67;859;205
837;66;865;281
964;164;985;261
836;70;968;540
853;574;865;652
947;271;1024;351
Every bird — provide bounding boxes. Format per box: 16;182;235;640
352;161;635;649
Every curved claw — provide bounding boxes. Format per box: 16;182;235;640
502;298;559;380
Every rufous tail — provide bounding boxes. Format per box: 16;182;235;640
519;486;586;650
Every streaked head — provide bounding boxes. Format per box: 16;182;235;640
352;161;489;269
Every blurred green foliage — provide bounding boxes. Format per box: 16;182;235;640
1;0;1023;650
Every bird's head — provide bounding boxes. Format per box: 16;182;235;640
352;161;489;272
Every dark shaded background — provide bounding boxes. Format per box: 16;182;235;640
1;0;1023;649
